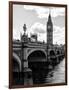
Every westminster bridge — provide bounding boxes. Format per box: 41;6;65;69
13;39;65;85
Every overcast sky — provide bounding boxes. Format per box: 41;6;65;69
13;4;65;45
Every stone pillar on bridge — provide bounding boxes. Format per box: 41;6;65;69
22;47;33;86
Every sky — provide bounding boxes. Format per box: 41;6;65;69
13;4;65;45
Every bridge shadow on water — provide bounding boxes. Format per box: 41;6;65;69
29;62;50;84
28;58;65;84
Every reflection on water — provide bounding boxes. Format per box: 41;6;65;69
32;58;65;84
45;58;65;83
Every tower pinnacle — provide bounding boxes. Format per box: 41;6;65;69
49;8;51;15
48;8;52;23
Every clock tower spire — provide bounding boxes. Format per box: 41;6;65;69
47;11;53;45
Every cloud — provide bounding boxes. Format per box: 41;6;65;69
53;26;65;35
53;26;65;44
13;28;20;40
27;22;46;42
38;33;46;42
29;22;46;34
24;5;65;18
51;8;65;18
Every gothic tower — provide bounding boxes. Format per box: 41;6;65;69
47;13;53;45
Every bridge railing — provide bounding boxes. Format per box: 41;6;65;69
27;41;47;46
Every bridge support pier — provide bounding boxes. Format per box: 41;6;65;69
57;56;60;64
23;59;33;86
21;48;33;85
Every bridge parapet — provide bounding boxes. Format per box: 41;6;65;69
22;42;47;49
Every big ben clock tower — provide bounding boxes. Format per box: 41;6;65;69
47;13;53;45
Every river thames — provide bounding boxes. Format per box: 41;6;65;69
45;58;65;84
13;58;65;85
32;58;65;84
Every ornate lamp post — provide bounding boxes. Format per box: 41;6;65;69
21;24;33;85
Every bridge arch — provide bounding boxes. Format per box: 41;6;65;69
49;50;55;56
56;50;60;55
13;52;21;72
27;49;47;60
27;49;47;62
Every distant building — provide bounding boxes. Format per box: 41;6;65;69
30;34;37;42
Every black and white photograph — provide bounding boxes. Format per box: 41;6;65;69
9;1;67;88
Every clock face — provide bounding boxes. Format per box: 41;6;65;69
48;25;51;29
